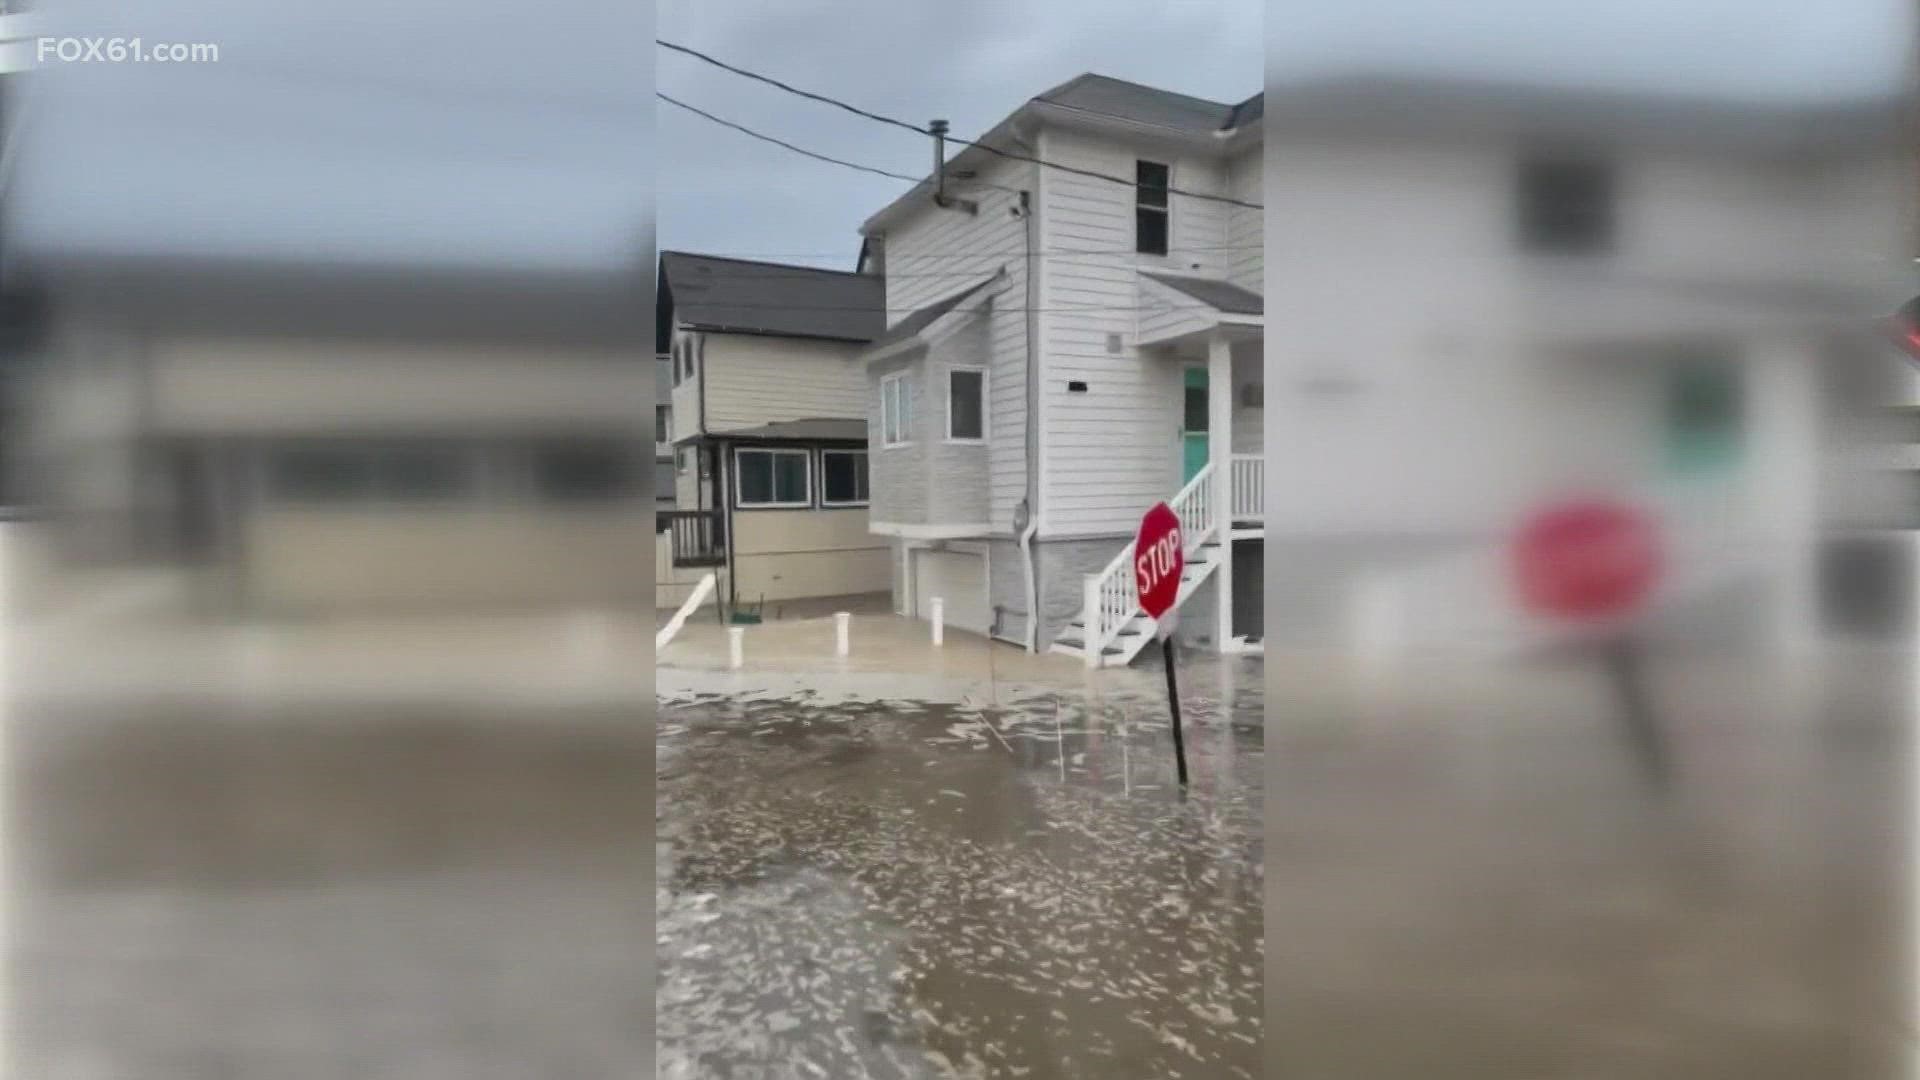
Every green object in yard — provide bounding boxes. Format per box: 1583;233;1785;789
728;611;762;626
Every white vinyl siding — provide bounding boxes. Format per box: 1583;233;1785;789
1225;149;1263;292
1036;127;1233;537
878;155;1033;530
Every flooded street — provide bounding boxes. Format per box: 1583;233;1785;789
656;659;1265;1079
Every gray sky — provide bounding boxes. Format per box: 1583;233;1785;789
659;0;1909;271
656;0;1263;270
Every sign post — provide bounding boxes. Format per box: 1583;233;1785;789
1512;496;1666;785
1134;502;1188;788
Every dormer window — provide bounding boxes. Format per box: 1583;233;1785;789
1136;160;1171;256
1518;156;1614;255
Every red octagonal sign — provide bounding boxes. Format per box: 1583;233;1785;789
1512;497;1662;622
1134;502;1184;621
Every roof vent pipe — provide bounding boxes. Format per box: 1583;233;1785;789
929;119;979;215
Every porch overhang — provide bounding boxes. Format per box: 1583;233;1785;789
1136;272;1264;350
860;270;1005;366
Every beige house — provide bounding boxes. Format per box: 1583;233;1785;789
658;251;888;612
16;261;653;617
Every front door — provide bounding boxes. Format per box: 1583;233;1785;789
1182;367;1209;483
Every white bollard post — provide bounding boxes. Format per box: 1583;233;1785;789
834;612;850;657
931;598;944;646
728;626;745;670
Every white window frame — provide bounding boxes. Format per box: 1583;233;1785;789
733;447;812;509
819;448;870;508
944;365;988;444
880;371;912;448
1135;159;1173;258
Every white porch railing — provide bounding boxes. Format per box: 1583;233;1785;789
1080;464;1219;665
1230;454;1263;523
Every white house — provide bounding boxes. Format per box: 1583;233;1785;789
857;74;1265;665
659;250;891;612
1257;76;1914;660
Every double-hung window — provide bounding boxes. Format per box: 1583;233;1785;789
881;372;911;447
946;367;985;442
735;447;810;508
820;449;870;507
1136;160;1171;256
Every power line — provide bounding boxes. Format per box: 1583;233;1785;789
657;92;924;186
657;39;1264;211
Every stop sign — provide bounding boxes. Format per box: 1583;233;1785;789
1134;502;1184;621
1512;498;1661;621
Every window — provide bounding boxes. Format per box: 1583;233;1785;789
533;443;636;502
677;447;693;475
735;447;810;508
947;367;985;442
269;447;375;501
1665;357;1743;476
655;405;672;446
1136;160;1171;256
1518;157;1613;254
881;372;911;447
820;449;870;506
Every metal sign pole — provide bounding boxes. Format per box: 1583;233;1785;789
1162;634;1188;788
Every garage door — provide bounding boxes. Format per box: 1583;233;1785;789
913;547;989;636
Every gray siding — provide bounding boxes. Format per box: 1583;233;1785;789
987;537;1028;644
1034;535;1130;650
878;156;1033;531
922;314;992;525
867;353;928;525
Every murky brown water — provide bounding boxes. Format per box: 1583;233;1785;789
657;669;1266;1079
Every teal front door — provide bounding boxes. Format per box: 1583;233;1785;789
1664;357;1742;478
1182;367;1209;483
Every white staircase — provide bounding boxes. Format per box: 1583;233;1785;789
1051;465;1222;668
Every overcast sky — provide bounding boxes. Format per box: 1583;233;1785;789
658;0;1909;271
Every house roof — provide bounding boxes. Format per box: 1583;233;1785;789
1142;273;1263;315
1260;74;1908;153
720;418;867;443
658;251;884;345
865;275;1001;355
1033;74;1251;135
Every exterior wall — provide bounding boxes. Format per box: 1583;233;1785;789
147;337;643;434
729;506;889;603
246;507;652;614
868;351;929;526
1231;341;1262;454
986;536;1028;643
1224;148;1263;293
1035;126;1230;538
922;315;993;525
1034;535;1128;649
878;155;1033;531
656;538;723;611
699;332;867;434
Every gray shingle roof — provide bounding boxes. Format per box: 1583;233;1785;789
660;251;884;343
1142;273;1263;315
867;276;999;353
1035;74;1252;134
721;418;867;443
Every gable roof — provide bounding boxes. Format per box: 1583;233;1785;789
658;251;884;346
1141;273;1263;315
863;274;1003;360
1033;74;1250;135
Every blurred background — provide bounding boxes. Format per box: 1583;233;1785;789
0;0;652;1075
1264;2;1920;1077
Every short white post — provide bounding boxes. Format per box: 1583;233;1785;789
1082;573;1103;669
834;612;850;657
930;598;944;646
727;626;744;670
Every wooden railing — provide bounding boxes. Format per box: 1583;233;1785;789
1079;464;1218;666
1230;454;1263;523
657;509;725;568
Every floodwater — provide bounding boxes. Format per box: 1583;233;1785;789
7;699;650;1077
657;661;1266;1079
